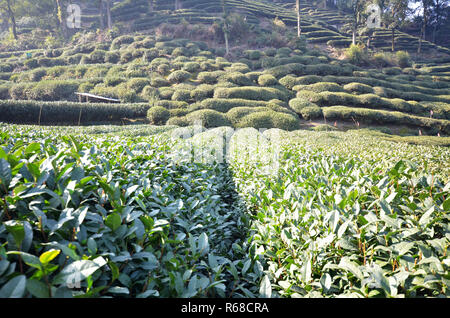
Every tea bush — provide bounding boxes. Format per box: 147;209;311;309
147;106;170;125
258;74;278;87
214;87;290;102
185;109;231;128
200;98;266;113
300;105;323;120
168;70;191;84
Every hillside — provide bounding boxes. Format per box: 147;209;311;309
0;6;449;136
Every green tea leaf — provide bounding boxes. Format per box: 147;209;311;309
0;275;26;298
259;275;272;298
39;249;61;265
105;212;122;232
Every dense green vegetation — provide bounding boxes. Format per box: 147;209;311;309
0;124;448;298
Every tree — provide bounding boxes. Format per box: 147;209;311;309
383;0;408;51
175;0;182;11
336;0;365;45
0;0;18;39
54;0;68;38
106;0;112;29
149;0;154;12
429;0;449;44
221;0;230;56
296;0;301;38
414;0;433;53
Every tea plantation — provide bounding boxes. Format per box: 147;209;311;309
0;0;449;299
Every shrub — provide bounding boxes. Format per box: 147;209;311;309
295;90;322;104
226;107;268;125
182;62;201;73
396;51;411;68
266;99;290;113
289;98;317;114
89;50;107;64
266;63;305;78
225;62;251;73
382;67;402;75
144;48;159;62
300;106;323;120
0;100;149;124
277;47;292;56
151;77;170;88
197;71;224;84
265;48;277;56
172;89;191;102
0;84;12;99
127;78;151;93
344;44;367;66
258;74;278;86
166;116;189;126
24;59;39;69
29;69;47;82
185;109;231;128
343;82;374;94
147;106;170;125
167;70;191;84
371;52;391;68
105;51;120;64
78;82;95;93
28;81;79;101
221;72;253;86
295;82;344;93
244;50;262;60
237;111;300;131
191;85;214;101
157;64;170;76
120;51;134;64
158;87;175;100
156;100;188;109
169;108;189;117
105;77;125;87
214;87;290;101
111;35;135;50
200;98;266;113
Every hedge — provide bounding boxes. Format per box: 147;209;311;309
214;86;291;102
322;106;450;134
258;74;278;86
185;109;231;128
0;100;149;125
225;106;270;126
236;111;300;131
147;106;170;125
200;98;267;113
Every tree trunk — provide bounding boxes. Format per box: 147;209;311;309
106;0;112;29
391;28;395;52
352;29;356;45
55;0;67;38
296;0;301;38
366;32;371;50
418;1;428;54
6;0;18;40
99;0;104;30
224;28;230;56
175;0;180;10
149;0;154;12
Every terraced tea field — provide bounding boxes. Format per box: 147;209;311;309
1;32;449;134
0;124;448;298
